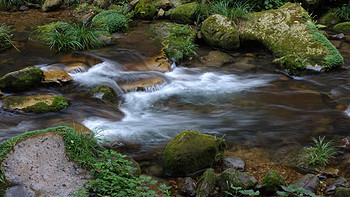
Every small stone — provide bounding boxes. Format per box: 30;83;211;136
157;8;165;18
179;177;196;196
322;168;340;178
331;33;345;40
295;174;320;193
18;5;29;11
222;157;245;171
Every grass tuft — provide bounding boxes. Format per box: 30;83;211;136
334;3;350;21
0;24;12;49
307;136;337;167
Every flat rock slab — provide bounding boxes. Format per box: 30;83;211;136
2;133;91;197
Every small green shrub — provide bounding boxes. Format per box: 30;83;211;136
277;184;321;197
92;10;129;33
225;184;260;197
307;136;336;167
0;24;12;49
334;3;350;21
31;22;105;51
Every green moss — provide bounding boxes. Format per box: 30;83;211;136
0;66;43;93
196;168;217;197
335;187;350;197
262;170;285;194
163;130;226;176
134;0;156;20
219;168;257;191
170;2;198;24
333;22;350;33
92;10;129;33
272;54;307;75
22;95;69;114
91;85;118;104
319;12;340;26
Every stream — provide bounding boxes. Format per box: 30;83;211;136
1;19;350;177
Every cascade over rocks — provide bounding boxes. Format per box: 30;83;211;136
163;130;226;176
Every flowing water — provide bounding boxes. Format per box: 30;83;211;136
1;19;350;176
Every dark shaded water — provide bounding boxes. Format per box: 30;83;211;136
1;20;350;177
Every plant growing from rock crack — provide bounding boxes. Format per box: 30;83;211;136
277;184;321;197
307;136;336;167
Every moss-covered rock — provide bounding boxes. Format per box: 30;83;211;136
201;14;240;51
163;130;226;176
42;0;62;11
335;187;350;197
240;3;343;74
91;85;119;104
196;168;217;197
92;10;129;33
261;170;285;195
0;66;43;93
219;168;257;191
334;22;350;33
319;12;340;27
93;0;110;9
134;0;157;20
170;2;198;24
2;95;69;114
200;50;234;67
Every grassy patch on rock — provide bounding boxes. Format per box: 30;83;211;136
92;10;129;33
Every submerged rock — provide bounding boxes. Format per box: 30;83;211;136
219;168;257;191
2;95;69;114
196;168;217;197
91;85;119;104
201;14;240;51
170;2;198;24
261;170;285;195
240;3;343;75
0;66;43;93
2;132;91;196
163;130;226;176
118;76;166;92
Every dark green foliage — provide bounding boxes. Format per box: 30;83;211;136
225;185;260;196
0;24;12;49
31;22;105;51
92;10;129;33
334;3;350;21
247;0;288;11
307;136;336;167
0;0;24;6
277;184;321;197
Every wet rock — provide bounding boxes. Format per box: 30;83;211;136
219;168;257;191
18;5;29;11
42;70;73;85
200;51;234;67
334;22;350;33
42;0;62;11
134;0;157;20
2;95;69;114
118;76;166;92
156;0;172;10
335;187;350;197
222;157;245;171
320;12;340;27
170;2;198;24
201;14;240;51
0;66;43;93
64;62;89;73
4;184;34;197
93;0;110;8
163;130;226;176
261;170;285;195
240;3;343;75
295;174;319;193
331;33;345;40
2;132;92;196
196;168;217;197
25;3;41;9
326;177;350;195
179;177;196;196
144;53;172;72
91;85;119;104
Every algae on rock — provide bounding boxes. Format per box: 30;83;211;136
261;170;285;195
163;130;226;176
334;22;350;33
170;2;198;24
91;85;119;104
240;3;343;74
134;0;157;20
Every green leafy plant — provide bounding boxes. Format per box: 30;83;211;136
334;3;350;21
307;136;336;167
75;3;103;14
0;0;24;6
0;24;12;49
92;10;129;33
247;0;287;11
225;184;260;197
277;184;322;197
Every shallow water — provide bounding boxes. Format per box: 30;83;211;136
1;20;350;176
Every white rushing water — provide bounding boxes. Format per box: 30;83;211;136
71;61;277;148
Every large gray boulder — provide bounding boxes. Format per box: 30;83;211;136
201;14;240;51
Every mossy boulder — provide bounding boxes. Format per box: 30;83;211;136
201;14;240;51
170;2;198;24
0;66;43;93
2;95;69;114
91;85;119;104
319;12;340;26
261;170;285;195
196;168;217;197
334;22;350;33
134;0;157;20
163;130;226;176
240;3;343;75
42;0;62;11
335;187;350;197
219;168;258;191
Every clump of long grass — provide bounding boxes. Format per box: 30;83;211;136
307;136;337;167
334;3;350;21
0;24;12;49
